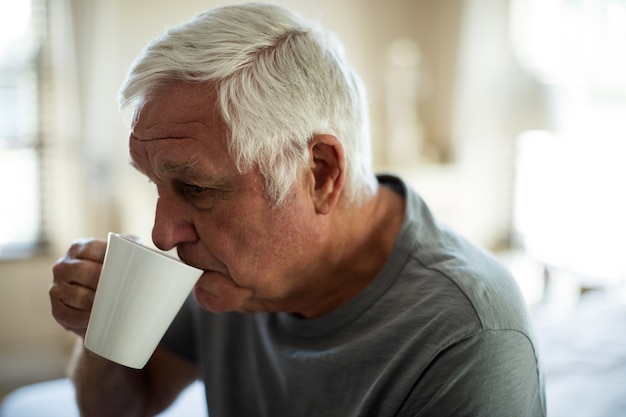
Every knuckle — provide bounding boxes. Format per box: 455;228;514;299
67;237;101;259
51;259;67;279
48;283;59;299
66;240;86;257
51;259;76;285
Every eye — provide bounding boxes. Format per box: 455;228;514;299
175;180;232;209
182;183;211;198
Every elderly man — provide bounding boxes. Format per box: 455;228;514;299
50;3;545;416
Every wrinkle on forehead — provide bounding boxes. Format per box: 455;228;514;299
129;135;235;186
127;82;235;183
130;124;209;142
131;99;213;141
130;82;221;142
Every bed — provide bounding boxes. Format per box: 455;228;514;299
533;287;626;417
0;378;206;417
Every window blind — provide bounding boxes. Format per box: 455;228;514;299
0;0;48;258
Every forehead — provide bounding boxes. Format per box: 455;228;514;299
131;82;224;140
129;82;234;176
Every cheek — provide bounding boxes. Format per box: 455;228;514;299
249;211;314;274
194;207;274;265
193;189;315;283
218;212;300;278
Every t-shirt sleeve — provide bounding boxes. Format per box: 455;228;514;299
400;329;546;417
159;294;198;363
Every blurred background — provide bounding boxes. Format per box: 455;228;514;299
1;0;625;415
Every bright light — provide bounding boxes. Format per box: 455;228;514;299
511;0;626;87
0;0;31;54
511;0;626;288
0;148;40;246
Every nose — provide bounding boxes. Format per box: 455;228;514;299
151;194;198;251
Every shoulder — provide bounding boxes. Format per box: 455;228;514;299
408;235;531;333
400;327;546;416
382;175;533;334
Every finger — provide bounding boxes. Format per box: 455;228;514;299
53;280;96;311
53;256;103;291
66;238;107;263
49;283;92;337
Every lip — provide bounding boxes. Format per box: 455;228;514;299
197;269;223;279
177;251;221;274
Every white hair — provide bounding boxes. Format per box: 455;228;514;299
119;2;377;206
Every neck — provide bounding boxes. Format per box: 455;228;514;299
294;184;405;318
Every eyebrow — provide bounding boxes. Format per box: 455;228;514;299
162;159;199;174
128;158;200;178
129;154;234;189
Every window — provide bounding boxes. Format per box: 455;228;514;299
0;0;46;258
511;0;626;285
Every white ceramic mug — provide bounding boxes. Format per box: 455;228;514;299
84;232;203;369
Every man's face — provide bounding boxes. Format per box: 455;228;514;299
128;82;324;314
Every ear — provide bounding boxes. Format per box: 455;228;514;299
307;134;346;214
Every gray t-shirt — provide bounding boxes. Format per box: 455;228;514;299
162;175;546;416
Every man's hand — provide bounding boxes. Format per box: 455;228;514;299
50;238;107;337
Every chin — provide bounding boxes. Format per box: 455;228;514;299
192;286;236;313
